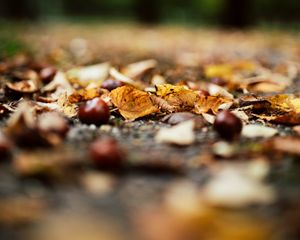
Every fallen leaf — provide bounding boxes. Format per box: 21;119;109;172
109;67;139;87
155;120;195;145
204;60;255;82
155;84;199;111
208;84;234;99
110;85;158;120
57;92;78;118
68;88;107;103
6;79;39;93
242;125;278;138
194;96;232;114
121;59;157;79
151;74;166;86
42;71;74;100
67;63;110;87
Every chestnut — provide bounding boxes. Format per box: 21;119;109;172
40;66;57;83
101;79;124;91
78;98;110;126
213;110;242;141
89;138;124;169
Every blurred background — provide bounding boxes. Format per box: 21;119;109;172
1;0;300;28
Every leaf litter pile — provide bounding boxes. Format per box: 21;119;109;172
1;25;300;240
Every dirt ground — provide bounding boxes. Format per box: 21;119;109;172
1;23;300;240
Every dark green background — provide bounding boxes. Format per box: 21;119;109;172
1;0;300;28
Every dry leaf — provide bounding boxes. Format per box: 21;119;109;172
57;92;78;118
243;73;292;93
121;59;157;79
194;96;232;115
42;71;74;100
67;63;110;87
150;95;178;113
208;84;234;99
250;94;300;125
204;60;255;81
155;120;195;145
151;74;166;86
109;67;139;87
242;125;278;138
68;88;107;103
155;84;199;111
6;79;39;93
110;85;158;120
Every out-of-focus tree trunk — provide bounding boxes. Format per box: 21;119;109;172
220;0;253;28
133;0;161;24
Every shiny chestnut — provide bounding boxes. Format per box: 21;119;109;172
78;98;110;126
89;138;124;169
40;66;57;83
213;110;242;141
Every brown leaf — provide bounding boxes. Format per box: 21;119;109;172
194;96;232;115
155;84;199;111
66;63;110;87
110;85;158;120
6;79;39;93
68;88;108;103
150;95;178;113
121;59;157;79
57;92;78;118
249;94;300;125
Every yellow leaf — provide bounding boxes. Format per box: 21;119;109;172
204;60;256;81
290;98;300;113
57;92;78;118
194;96;232;115
68;88;106;103
155;84;199;111
205;64;233;79
110;86;158;120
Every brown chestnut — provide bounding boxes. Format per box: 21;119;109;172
40;66;57;83
78;98;110;126
89;138;124;169
101;79;124;91
213;110;242;141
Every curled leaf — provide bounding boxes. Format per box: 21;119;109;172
121;59;157;79
68;88;108;103
6;79;39;93
110;85;158;120
155;120;195;145
194;96;232;115
155;84;199;111
67;63;110;87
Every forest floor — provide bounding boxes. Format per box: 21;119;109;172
1;23;300;240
